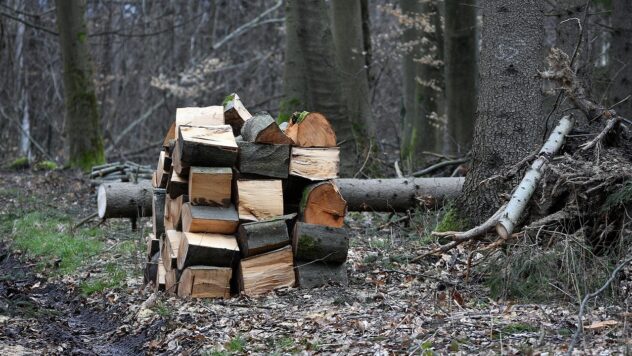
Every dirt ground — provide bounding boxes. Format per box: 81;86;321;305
0;169;630;355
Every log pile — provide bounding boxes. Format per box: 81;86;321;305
145;97;351;298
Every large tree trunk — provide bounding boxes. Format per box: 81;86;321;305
55;0;105;170
611;0;632;118
444;0;478;155
331;0;375;140
461;0;546;224
282;0;356;175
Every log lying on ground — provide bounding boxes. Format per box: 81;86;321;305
177;266;232;299
237;141;290;178
97;180;153;219
188;167;232;207
181;202;239;234
175;106;224;138
166;171;188;199
300;181;346;228
152;188;166;238
178;125;238;168
161;230;182;271
236;179;284;222
290;147;340;180
177;232;240;270
237;215;293;257
238;245;295;296
295;262;348;288
292;222;349;263
334;177;464;211
241;112;293;145
165;269;181;295
284;112;337;147
223;93;252;136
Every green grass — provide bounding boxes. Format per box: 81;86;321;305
153;301;172;318
434;206;466;233
34;160;58;171
79;263;127;296
8;156;29;169
226;334;246;353
501;322;539;334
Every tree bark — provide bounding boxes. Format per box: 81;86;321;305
55;0;105;170
444;0;478;154
461;0;546;224
611;0;632;118
97;181;153;219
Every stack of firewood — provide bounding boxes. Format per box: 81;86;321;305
146;93;350;298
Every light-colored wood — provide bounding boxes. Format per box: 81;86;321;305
289;147;340;180
155;151;171;188
236;179;284;222
300;181;347;228
284;112;337;147
239;245;295;296
181;202;239;234
156;257;166;291
177;232;240;270
179;125;237;149
177;266;232;299
165;194;188;231
223;93;252;136
188;167;232;207
175;106;224;138
166;171;188;198
178;125;238;167
165;269;181;295
161;230;182;271
163;122;176;149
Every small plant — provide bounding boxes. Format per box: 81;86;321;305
276;336;295;351
8;156;29;170
34;160;58;171
79;263;127;296
434;206;465;233
225;334;246;353
502;322;538;334
153;301;172;318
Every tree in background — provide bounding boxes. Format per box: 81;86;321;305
461;0;546;224
55;0;104;170
610;0;632;118
444;0;478;155
282;0;356;175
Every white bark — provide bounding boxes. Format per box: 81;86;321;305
496;115;574;238
15;3;31;159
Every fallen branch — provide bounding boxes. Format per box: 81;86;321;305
411;157;469;177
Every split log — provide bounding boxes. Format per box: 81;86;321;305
295;262;348;288
237;141;290;178
171;139;189;176
292;222;349;263
166;171;188;199
177;266;232;299
237;216;292;257
162;122;176;150
284;112;337;147
290;147;339;180
334;177;464;211
300;181;346;228
238;245;295;296
146;234;160;260
177;232;240;270
175;106;224;138
165;194;188;231
181;202;239;234
161;230;182;271
165;268;181;295
155;151;171;188
188;167;232;207
223;93;252;136
241;112;293;145
178;125;238;167
152;188;166;239
236;179;284;222
144;252;160;285
155;257;166;291
97;180;153;219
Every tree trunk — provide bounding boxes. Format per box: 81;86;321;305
55;0;105;170
331;0;375;139
15;1;31;160
611;0;632;118
97;181;153;219
444;0;478;154
282;0;356;175
461;0;546;224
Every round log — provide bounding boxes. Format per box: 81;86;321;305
97;180;153;219
293;222;349;263
300;181;346;228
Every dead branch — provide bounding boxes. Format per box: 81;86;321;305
411;157;469;177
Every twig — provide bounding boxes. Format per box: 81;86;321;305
567;256;632;355
378;214;410;229
212;0;283;50
105;97;167;153
73;212;98;230
579;115;619;151
411;157;469;177
354;140;373;178
394;160;403;178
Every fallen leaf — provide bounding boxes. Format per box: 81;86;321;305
584;320;619;330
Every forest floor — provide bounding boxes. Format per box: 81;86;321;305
0;169;630;355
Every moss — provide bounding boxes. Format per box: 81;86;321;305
9;156;30;169
434;207;466;233
34;160;58;171
222;93;236;107
70;147;105;172
297;235;323;257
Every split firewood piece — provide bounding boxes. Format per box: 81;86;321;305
237;141;290;178
97;181;153;219
236;179;284;222
178;125;238;168
223;93;252;136
163;122;176;150
289;147;340;181
188;167;232;207
181;202;239;234
300;181;346;228
177;232;240;270
155;257;166;291
171;139;189;176
177;266;232;299
241;112;293;145
152;188;166;239
165;269;181;295
161;230;182;271
295;261;348;288
237;215;295;257
284;111;337;147
238;245;295;296
155;151;172;188
146;234;160;261
175;106;224;138
165;194;188;231
292;222;349;263
166;171;188;199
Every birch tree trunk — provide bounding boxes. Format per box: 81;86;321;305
55;0;105;170
283;0;356;176
461;0;546;224
611;0;632;118
15;1;31;160
444;0;478;155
